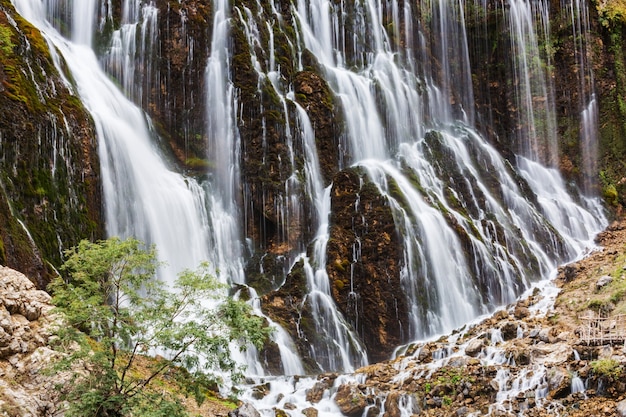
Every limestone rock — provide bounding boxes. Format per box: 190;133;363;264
538;327;554;343
500;321;519;340
303;407;319;417
0;266;52;321
383;392;403;417
513;306;530;319
334;383;368;416
251;382;271;400
547;367;570;399
306;378;332;404
229;403;261;417
616;398;626;416
596;275;613;291
0;266;88;416
532;343;572;365
559;263;580;282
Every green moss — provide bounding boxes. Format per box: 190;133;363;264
0;23;14;54
604;183;619;206
591;358;623;378
0;3;103;279
184;157;213;171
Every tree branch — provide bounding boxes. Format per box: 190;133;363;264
124;336;198;399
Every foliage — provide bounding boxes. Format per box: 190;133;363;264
0;24;13;55
590;358;623;379
49;237;271;417
597;0;626;26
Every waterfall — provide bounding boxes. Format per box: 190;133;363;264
14;0;606;380
506;0;558;165
288;0;604;348
571;374;586;394
14;0;214;285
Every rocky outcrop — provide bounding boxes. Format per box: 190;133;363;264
465;0;626;206
96;0;213;171
293;71;342;185
261;260;322;374
0;266;73;416
327;168;407;363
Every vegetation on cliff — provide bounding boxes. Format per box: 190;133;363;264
594;0;626;209
0;0;103;288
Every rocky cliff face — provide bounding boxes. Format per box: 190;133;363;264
466;0;626;203
3;0;626;373
0;0;103;288
98;0;213;171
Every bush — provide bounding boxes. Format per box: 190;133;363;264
590;358;623;379
49;237;271;417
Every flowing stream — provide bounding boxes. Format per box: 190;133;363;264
14;0;606;403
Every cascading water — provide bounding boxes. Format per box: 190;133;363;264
14;0;607;394
13;0;215;285
287;0;604;353
505;0;559;165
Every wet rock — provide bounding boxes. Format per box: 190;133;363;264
274;408;289;417
547;367;570;399
262;261;321;374
334;383;368;416
293;71;341;184
491;310;509;323
597;275;614;291
302;407;319;417
513;306;530;319
500;321;519;340
366;405;381;417
559;263;580;282
306;377;333;404
383;392;417;417
251;382;271;400
229;403;261;417
513;349;531;366
465;339;485;357
327;168;407;363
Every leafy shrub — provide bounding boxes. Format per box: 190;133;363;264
50;237;271;417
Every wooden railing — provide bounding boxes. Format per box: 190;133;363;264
579;314;626;345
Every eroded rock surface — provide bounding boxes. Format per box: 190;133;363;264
0;266;74;416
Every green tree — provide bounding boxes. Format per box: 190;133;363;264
49;237;271;417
